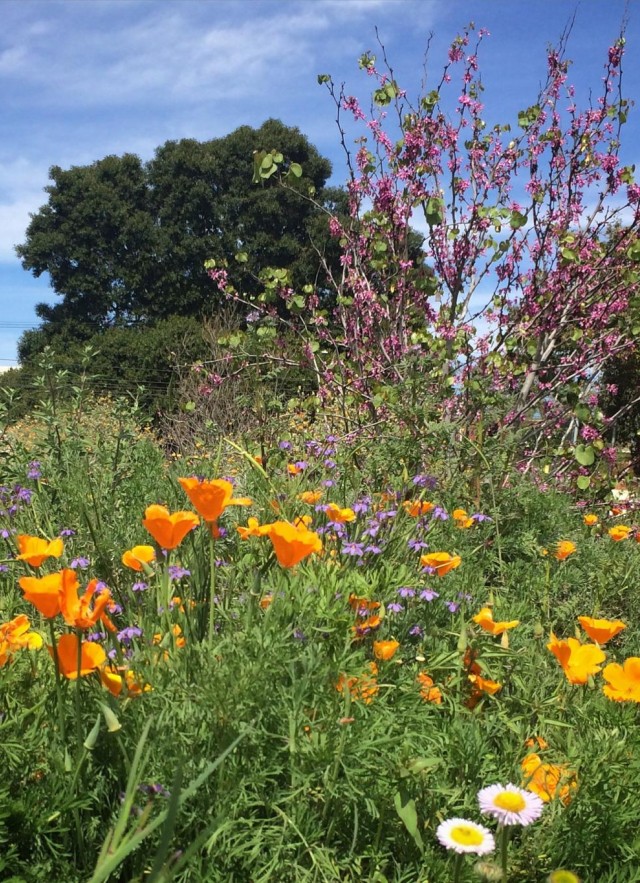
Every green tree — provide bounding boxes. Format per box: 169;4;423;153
17;119;336;348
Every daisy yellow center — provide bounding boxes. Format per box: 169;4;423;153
493;791;526;812
450;824;484;846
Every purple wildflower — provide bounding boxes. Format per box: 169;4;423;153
398;586;416;598
132;581;148;593
342;541;365;557
168;565;191;581
420;589;439;602
387;602;404;614
278;441;292;451
407;538;429;551
445;601;459;614
364;544;382;554
27;461;42;480
432;507;449;521
117;626;143;645
409;624;424;637
70;556;90;570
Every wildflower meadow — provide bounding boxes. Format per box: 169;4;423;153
2;18;640;883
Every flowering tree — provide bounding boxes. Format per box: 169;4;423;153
210;23;640;479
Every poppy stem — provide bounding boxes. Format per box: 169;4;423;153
208;531;217;645
75;629;83;756
48;620;67;747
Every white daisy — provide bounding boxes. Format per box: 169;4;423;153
436;817;495;855
478;783;544;826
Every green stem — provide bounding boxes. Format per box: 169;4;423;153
208;528;217;645
48;621;67;747
452;852;464;883
75;629;83;757
500;825;511;882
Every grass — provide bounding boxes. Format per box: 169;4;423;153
0;395;639;882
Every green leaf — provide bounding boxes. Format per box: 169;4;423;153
561;247;578;262
424;196;443;226
574;444;595;466
393;788;424;854
576;475;591;490
509;210;527;229
289;162;302;177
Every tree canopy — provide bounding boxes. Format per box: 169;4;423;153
17;119;336;354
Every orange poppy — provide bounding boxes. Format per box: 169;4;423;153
325;503;356;524
287;463;303;476
473;607;520;636
16;535;64;568
51;633;106;679
467;673;502;695
578;616;626;644
262;520;322;568
178;477;252;523
547;633;605;685
19;569;78;619
417;671;443;704
237;517;268;540
335;662;379;704
608;525;632;542
452;508;474;529
583;514;599;526
403;500;435;517
298;490;323;505
60;577;116;632
121;545;156;571
0;614;42;666
101;665;151;697
142;504;200;550
554;540;576;561
373;639;399;661
602;657;640;702
521;753;577;805
420;551;461;576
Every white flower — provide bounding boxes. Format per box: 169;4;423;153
478;783;544;826
436;817;495;854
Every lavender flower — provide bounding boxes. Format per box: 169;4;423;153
387;602;404;614
420;589;439;602
27;461;42;480
70;556;90;570
132;581;148;593
409;624;424;637
342;541;365;557
445;601;460;613
397;586;416;598
168;565;191;581
117;625;143;645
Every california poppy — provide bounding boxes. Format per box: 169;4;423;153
578;615;626;644
51;633;106;678
237;517;268;540
602;657;640;702
178;477;251;523
373;639;399;661
143;504;200;550
521;753;577;805
420;552;461;576
16;535;64;568
0;614;42;666
403;500;435;517
554;540;576;561
417;671;443;704
452;508;474;529
262;520;322;568
101;665;151;697
608;525;632;542
583;514;599;526
19;569;78;619
547;633;605;684
298;490;323;505
473;607;520;635
335;662;379;704
121;545;156;571
60;577;116;632
325;503;356;524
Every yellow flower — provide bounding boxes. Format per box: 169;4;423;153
0;614;42;666
583;513;598;526
121;545;156;571
547;633;605;685
602;657;640;702
325;503;356;523
473;607;520;636
554;540;576;561
16;535;64;568
521;753;577;805
608;524;632;542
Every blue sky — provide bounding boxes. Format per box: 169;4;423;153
1;0;639;366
